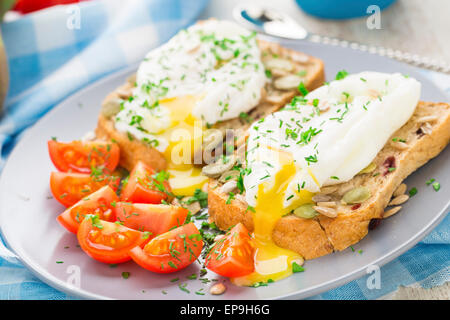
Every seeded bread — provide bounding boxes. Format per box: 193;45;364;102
95;39;325;172
207;101;450;260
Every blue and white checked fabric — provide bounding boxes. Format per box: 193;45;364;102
0;0;448;300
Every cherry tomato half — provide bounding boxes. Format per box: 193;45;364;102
50;171;120;207
48;140;120;174
120;161;172;204
77;216;150;264
115;202;188;236
57;186;118;234
129;223;202;273
205;223;254;278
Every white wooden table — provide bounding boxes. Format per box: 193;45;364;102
200;0;450;64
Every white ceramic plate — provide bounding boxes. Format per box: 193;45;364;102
0;40;449;300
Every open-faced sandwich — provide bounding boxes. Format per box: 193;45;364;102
46;19;449;292
207;71;450;285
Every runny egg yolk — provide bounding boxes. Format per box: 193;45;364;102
232;151;313;286
157;95;209;196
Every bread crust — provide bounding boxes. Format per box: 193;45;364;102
208;101;450;259
95;40;325;172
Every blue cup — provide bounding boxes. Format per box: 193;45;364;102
295;0;397;19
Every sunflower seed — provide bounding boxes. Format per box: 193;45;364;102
420;122;433;135
316;201;337;208
220;180;238;194
392;141;408;150
393;183;407;197
388;194;409;206
210;283;226;295
320;186;338;194
265;94;285;105
313;206;337;218
312;194;331;203
264;58;294;72
274;75;303;90
416;115;438;123
116;85;133;100
181;196;202;215
384;206;402;218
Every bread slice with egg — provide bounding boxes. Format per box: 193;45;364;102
207;101;450;260
95;39;325;172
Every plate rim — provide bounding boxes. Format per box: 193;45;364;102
0;44;449;300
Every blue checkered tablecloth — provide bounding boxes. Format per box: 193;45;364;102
0;0;448;300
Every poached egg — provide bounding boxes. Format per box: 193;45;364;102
114;20;266;196
233;72;421;285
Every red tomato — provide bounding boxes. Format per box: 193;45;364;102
57;186;118;234
77;215;150;264
115;203;188;236
50;171;120;207
13;0;84;14
205;223;254;277
129;223;203;273
48;140;120;174
120;161;172;204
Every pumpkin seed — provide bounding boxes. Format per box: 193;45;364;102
274;75;303;90
358;162;377;175
313;206;338;218
218;170;239;183
264;58;294;72
202;155;236;178
342;186;371;204
393;183;407;197
101;98;122;118
293;204;318;219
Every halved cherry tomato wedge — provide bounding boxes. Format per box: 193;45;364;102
77;215;150;264
129;223;203;273
50;171;120;207
57;186;118;234
48;140;120;174
115;202;188;236
120;161;172;204
205;223;254;278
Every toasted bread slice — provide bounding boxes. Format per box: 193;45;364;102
208;101;450;260
95;39;325;172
